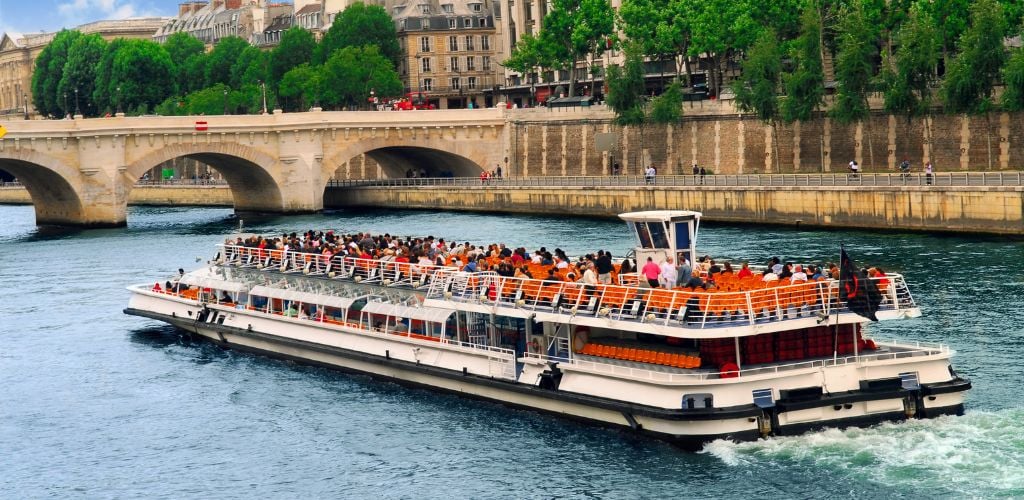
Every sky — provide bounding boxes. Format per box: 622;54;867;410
0;0;179;37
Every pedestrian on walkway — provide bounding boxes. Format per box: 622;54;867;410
645;165;656;185
925;162;933;185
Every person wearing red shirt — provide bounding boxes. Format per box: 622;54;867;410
641;257;661;288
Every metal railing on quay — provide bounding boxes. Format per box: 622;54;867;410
324;171;1024;189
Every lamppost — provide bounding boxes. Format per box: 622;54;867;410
258;80;268;115
63;92;68;119
116;86;122;115
223;88;229;115
23;93;28;120
369;88;376;110
73;88;80;117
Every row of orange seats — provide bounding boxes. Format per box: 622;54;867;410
580;343;701;369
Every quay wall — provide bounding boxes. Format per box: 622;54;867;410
325;185;1024;235
501;108;1024;178
0;185;233;207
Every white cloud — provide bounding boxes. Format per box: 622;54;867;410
56;0;160;26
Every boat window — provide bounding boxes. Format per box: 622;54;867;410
682;393;713;409
899;372;920;390
635;222;653;248
647;222;669;249
752;388;775;408
674;221;691;250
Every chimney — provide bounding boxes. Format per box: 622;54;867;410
226;0;242;8
179;2;193;16
212;0;224;9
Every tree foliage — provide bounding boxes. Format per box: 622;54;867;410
204;36;248;90
322;45;403;110
882;3;939;119
940;0;1006;115
831;1;876;125
733;29;782;124
107;39;176;115
1002;25;1024;112
315;2;401;66
648;82;683;123
58;34;107;116
32;30;81;117
271;27;316;89
605;42;647;125
781;6;824;124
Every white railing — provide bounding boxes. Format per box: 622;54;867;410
219;244;917;332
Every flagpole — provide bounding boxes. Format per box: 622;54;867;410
833;243;843;364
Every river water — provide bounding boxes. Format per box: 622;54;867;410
1;204;1022;498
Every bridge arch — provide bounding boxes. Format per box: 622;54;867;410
0;150;87;226
323;137;490;185
126;142;284;213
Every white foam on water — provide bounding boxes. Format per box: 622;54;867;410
701;410;1024;495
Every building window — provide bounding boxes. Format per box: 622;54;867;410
464;18;472;27
423;78;433;91
421;18;430;29
468;76;477;89
420;36;431;52
479;17;488;27
449;36;458;51
465;35;475;50
450;56;460;71
400;19;406;30
442;3;454;13
421;4;431;14
466;56;476;71
482;35;490;50
451;77;461;90
482;55;491;71
421;57;432;72
448;18;457;29
470;3;482;12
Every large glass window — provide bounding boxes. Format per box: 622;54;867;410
647;222;669;249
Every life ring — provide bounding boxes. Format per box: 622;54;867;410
572;326;590;353
719;362;740;378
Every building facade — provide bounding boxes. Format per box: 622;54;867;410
0;18;169;119
392;0;504;109
153;0;295;48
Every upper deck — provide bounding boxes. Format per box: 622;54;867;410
217;243;919;339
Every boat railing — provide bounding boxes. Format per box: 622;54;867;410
524;340;948;383
427;269;916;329
218;244;918;329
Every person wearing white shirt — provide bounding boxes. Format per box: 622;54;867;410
659;257;678;289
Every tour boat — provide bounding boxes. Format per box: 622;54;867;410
124;211;970;449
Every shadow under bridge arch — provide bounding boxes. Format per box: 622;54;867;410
127;145;287;214
360;146;485;179
0;152;89;226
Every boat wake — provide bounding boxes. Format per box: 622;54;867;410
702;409;1024;496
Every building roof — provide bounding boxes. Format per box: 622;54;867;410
295;4;322;16
264;13;294;32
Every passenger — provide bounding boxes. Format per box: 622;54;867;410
595;251;614;284
659;257;678;289
619;259;634;275
790;264;808;282
722;262;735;275
462;258;478;273
684;270;706;289
544;268;562;282
770;257;783;275
762;270;780;282
152;282;162;292
641;257;661;288
285;304;299;317
736;262;753;279
707;259;721;276
298;307;310;320
515;265;533;279
581;262;599;285
779;263;794;280
675;257;692;287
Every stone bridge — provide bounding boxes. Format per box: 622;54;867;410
0;109;508;226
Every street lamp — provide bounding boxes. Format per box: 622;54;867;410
116;86;122;115
369;88;376;110
258;80;268;115
223;88;229;115
74;88;80;117
23;93;28;120
63;92;68;119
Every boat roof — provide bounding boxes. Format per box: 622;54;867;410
618;210;702;222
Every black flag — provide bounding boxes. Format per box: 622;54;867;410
839;248;882;321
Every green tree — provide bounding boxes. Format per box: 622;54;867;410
181;53;209;95
315;2;401;65
918;0;970;68
57;34;107;116
92;38;125;113
605;42;646;125
163;32;205;94
941;0;1006;168
733;29;783;171
831;1;879;169
881;3;939;137
322;46;402;110
279;63;323;111
231;45;270;90
501;33;551;80
648;81;683;123
106;39;176;114
689;0;760;97
512;0;614;97
782;6;825;171
204;36;249;88
271;27;316;89
1002;25;1024;114
618;0;692;86
31;29;81;117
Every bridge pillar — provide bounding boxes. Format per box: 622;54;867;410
264;130;325;214
71;136;130;227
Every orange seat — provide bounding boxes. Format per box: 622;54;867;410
655;352;668;365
